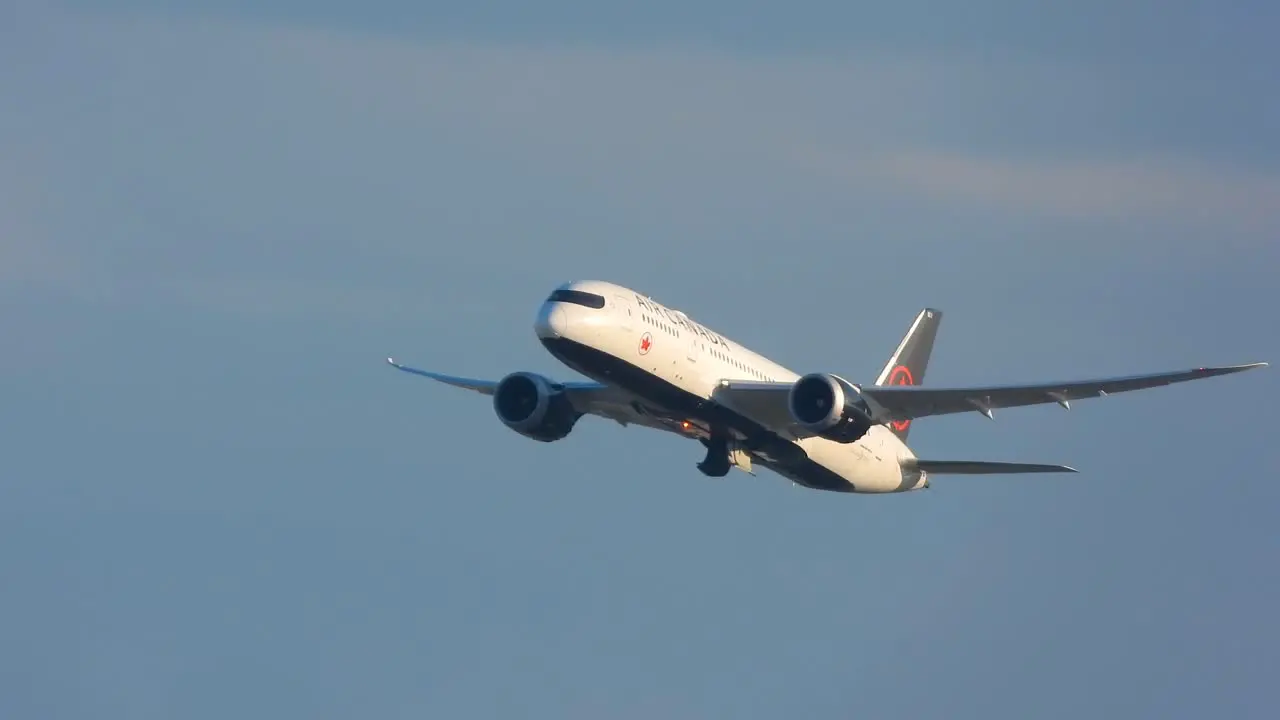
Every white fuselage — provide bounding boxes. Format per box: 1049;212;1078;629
534;280;926;493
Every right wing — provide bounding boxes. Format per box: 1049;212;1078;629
386;359;505;395
859;362;1268;422
710;380;823;440
708;362;1267;437
385;358;698;436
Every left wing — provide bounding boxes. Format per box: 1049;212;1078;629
859;362;1268;422
385;358;697;435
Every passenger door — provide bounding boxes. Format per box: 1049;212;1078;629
612;295;633;332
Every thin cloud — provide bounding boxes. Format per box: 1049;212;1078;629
4;6;1276;316
867;150;1280;231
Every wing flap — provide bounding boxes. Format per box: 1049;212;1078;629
710;381;818;439
862;362;1267;422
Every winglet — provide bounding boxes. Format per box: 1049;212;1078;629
1198;362;1267;372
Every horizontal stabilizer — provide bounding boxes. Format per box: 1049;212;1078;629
905;459;1078;474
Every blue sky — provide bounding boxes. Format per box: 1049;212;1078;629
3;2;1278;717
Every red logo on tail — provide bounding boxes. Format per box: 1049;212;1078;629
886;365;914;433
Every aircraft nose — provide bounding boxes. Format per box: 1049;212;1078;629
535;303;568;339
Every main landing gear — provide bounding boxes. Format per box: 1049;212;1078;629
696;429;732;477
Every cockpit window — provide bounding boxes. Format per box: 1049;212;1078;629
547;289;606;309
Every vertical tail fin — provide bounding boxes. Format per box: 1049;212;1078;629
874;308;942;442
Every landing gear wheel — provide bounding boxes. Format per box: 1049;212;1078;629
696;433;731;477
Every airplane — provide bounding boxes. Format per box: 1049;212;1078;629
387;280;1267;494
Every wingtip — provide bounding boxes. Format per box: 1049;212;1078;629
1195;362;1268;374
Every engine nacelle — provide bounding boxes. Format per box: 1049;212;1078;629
787;372;876;443
492;372;582;442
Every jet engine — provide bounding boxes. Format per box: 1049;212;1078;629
492;372;581;442
787;372;876;443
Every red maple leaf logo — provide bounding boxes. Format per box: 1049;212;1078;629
888;365;913;432
639;334;652;353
